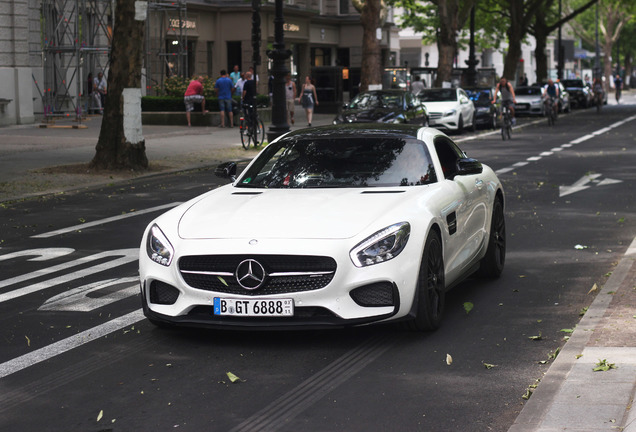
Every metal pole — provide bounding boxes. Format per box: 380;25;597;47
557;0;563;80
594;2;600;80
266;0;291;141
464;5;478;87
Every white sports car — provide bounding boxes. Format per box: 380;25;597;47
139;124;505;331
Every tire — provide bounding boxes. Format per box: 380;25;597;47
254;119;265;148
240;117;250;149
469;115;476;132
501;123;506;140
405;230;445;331
491;113;497;130
457;115;464;134
478;198;506;278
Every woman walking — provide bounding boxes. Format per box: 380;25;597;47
298;76;319;126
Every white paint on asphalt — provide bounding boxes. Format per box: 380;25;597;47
494;114;636;176
31;202;182;238
0;249;137;303
0;248;74;262
39;277;139;312
0;309;144;379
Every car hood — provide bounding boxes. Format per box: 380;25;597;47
420;101;458;112
177;186;412;240
515;94;542;102
338;107;398;122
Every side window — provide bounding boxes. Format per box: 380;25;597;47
434;137;465;180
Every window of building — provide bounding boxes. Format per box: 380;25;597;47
339;0;349;14
207;42;214;77
336;48;349;67
311;47;331;67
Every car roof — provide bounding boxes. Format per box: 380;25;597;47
282;123;423;141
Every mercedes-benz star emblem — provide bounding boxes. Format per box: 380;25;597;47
235;259;266;290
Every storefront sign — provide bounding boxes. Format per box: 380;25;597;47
284;23;300;32
169;18;196;30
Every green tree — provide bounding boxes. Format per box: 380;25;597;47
90;0;148;170
531;0;597;83
567;0;635;90
393;0;477;86
352;0;388;92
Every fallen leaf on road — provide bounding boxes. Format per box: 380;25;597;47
226;371;245;383
97;410;103;422
588;284;598;294
574;244;588;250
463;302;473;314
446;354;453;366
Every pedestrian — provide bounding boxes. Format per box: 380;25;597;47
242;71;257;126
183;75;208;127
215;69;234;128
92;72;105;114
298;76;319;126
614;74;623;104
519;73;528;87
249;66;259;86
86;72;93;114
285;74;297;125
235;72;246;103
411;75;425;96
230;65;241;86
95;71;107;111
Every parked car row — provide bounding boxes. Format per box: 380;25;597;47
332;78;603;132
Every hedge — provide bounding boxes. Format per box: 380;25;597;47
141;94;271;112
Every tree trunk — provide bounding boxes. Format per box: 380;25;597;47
358;0;382;92
434;1;458;87
533;8;549;84
90;0;148;170
502;1;525;81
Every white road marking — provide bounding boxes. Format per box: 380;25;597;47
495;114;636;175
31;202;182;238
559;173;602;197
0;248;74;262
0;249;137;303
39;277;139;312
0;309;145;379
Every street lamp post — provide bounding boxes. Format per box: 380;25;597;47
464;6;479;87
267;0;292;142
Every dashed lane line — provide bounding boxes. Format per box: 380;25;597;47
494;114;636;175
31;202;182;238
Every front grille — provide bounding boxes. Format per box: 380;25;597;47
350;282;395;307
179;255;337;295
429;112;443;120
149;280;180;305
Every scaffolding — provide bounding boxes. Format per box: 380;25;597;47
36;0;113;124
145;0;189;96
35;0;189;124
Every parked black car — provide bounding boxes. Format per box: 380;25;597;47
464;87;500;129
333;90;428;126
561;79;593;108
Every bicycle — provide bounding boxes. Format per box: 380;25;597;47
544;97;557;126
239;104;265;150
500;104;512;140
594;91;603;113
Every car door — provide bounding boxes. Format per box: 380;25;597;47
433;136;488;283
458;89;474;125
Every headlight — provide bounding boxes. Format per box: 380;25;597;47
147;224;174;266
444;109;456;117
350;222;410;267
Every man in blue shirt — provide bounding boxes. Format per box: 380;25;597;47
215;70;234;127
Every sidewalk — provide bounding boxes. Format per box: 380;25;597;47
0;111;335;202
1;98;635;432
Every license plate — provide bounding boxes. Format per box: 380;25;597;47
516;103;529;109
213;298;294;317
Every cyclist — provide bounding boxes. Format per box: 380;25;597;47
593;78;604;107
543;79;559;118
242;71;257;125
614;74;623;104
492;77;517;125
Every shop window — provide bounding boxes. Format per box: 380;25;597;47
339;0;349;14
311;47;331;67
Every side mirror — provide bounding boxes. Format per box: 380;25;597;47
456;158;483;176
215;161;237;180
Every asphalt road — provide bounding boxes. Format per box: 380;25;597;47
1;103;635;432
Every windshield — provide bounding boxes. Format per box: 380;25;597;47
465;89;492;103
348;92;403;109
419;89;457;102
237;137;437;189
516;87;542;96
561;80;584;88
